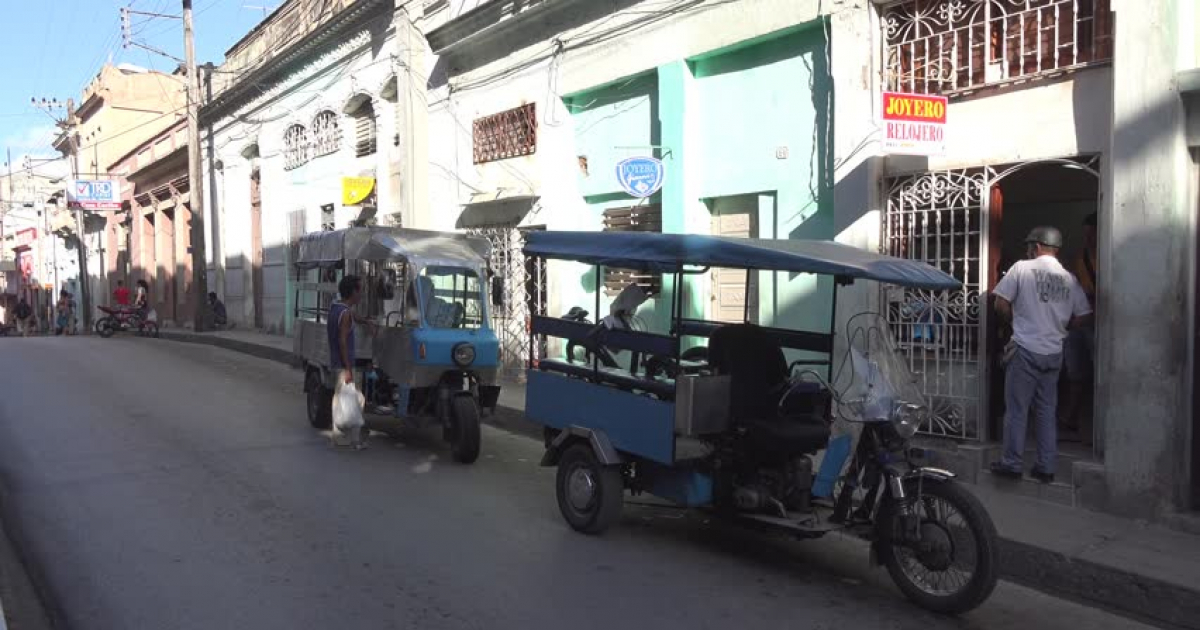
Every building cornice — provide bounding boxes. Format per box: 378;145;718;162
426;0;581;55
201;0;390;126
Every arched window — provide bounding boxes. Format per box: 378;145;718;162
349;100;377;158
311;110;341;157
283;124;309;170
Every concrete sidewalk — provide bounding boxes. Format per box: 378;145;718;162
153;328;1200;629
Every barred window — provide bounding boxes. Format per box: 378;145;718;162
473;103;536;164
312;110;341;157
350;101;377;158
283;124;309;170
601;204;662;296
884;0;1113;97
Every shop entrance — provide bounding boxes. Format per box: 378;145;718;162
989;159;1101;456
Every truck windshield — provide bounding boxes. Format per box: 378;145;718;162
420;267;485;329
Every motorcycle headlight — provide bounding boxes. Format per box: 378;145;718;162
891;402;926;440
452;343;476;367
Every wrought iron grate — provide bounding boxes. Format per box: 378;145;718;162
882;169;989;439
473;103;537;164
883;0;1113;97
312;110;341;157
284;124;309;170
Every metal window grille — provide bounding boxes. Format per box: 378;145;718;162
352;102;377;158
312;110;341;157
473;103;537;164
882;169;989;439
601;204;662;296
883;0;1113;97
283;124;309;170
321;203;335;232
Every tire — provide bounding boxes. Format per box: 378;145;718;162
555;443;624;535
449;396;481;464
96;317;117;338
306;371;333;429
878;479;1000;615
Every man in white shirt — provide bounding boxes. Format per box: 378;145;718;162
990;226;1093;483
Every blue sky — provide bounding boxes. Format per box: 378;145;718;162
0;0;267;177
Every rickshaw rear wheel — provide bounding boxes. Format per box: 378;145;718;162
306;371;333;429
449;396;481;464
556;443;623;535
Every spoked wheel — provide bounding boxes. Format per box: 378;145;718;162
96;317;117;338
449;396;481;464
306;371;333;429
555;443;624;535
879;479;999;615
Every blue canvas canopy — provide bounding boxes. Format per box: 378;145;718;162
523;231;960;291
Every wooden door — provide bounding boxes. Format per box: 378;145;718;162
710;201;758;324
250;170;264;329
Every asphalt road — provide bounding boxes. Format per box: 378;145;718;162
0;336;1155;630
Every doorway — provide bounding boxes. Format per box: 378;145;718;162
707;195;759;324
250;169;264;329
989;159;1101;456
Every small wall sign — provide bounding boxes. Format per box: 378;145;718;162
616;157;665;198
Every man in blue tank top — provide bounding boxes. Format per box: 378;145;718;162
329;275;374;448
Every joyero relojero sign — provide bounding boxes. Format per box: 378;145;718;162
881;92;948;156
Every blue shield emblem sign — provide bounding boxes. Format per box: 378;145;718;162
616;157;665;198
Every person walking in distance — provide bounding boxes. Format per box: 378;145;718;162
14;297;32;337
990;227;1093;483
328;275;375;449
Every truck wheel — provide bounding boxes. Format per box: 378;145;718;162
555;443;624;535
450;396;481;464
306;371;333;429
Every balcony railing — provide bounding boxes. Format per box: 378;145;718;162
883;0;1113;97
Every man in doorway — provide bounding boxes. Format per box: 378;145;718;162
1062;213;1097;444
990;226;1093;483
328;275;376;450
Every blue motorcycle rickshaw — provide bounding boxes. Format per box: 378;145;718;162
521;230;999;615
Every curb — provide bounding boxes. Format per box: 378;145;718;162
155;332;1196;629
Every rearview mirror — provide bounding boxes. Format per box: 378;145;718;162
491;276;505;307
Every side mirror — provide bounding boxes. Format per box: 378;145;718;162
491;276;505;307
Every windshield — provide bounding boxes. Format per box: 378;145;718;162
419;266;485;329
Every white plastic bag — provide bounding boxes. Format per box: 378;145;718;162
333;382;365;432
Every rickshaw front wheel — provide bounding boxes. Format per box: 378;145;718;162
306;371;333;429
449;396;481;464
556;443;623;535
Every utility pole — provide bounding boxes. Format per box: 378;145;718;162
70;122;92;331
184;0;209;332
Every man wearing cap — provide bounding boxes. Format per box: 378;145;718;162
990;226;1093;483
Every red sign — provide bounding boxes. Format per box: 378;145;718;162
14;228;36;249
881;91;948;156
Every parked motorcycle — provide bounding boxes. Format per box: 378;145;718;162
96;305;159;338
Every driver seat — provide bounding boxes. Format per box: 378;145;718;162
708;324;830;455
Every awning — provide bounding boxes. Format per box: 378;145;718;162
523;231;961;290
455;194;539;229
296;227;491;269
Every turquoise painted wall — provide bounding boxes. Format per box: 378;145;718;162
558;22;833;348
688;25;834;338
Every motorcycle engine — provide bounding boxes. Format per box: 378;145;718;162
731;456;815;515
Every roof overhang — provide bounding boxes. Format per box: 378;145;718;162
456;193;539;229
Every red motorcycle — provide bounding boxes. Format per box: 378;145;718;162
95;305;159;338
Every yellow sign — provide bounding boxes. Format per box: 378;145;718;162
342;177;376;206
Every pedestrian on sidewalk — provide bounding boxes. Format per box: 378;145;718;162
134;279;150;321
990;226;1093;483
113;280;131;307
207;292;233;329
14;297;32;337
55;291;72;336
328;275;376;450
